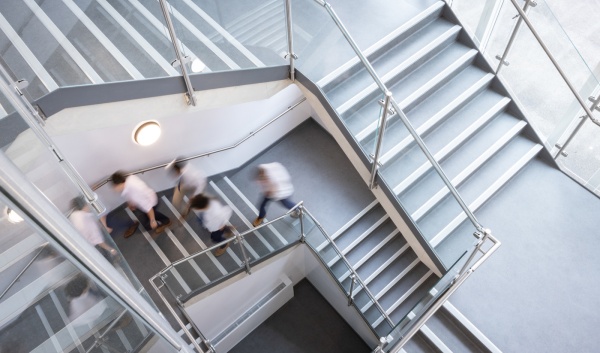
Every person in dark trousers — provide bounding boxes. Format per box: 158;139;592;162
111;171;171;237
186;194;233;257
252;162;298;227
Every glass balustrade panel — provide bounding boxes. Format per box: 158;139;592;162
165;0;287;72
0;195;177;353
161;211;304;300
448;0;500;48
0;91;151;305
556;121;600;198
384;246;472;351
378;149;476;270
301;210;394;335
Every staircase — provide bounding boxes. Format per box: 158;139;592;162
306;1;544;268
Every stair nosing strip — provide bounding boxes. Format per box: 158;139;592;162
318;1;445;87
225;1;281;34
419;324;453;353
442;301;504;353
355;72;494;144
180;0;265;66
338;229;399;283
208;181;275;253
316;200;379;252
390;97;511;194
360;258;420;313
337;25;462;117
412;120;527;222
431;143;543;247
384;270;433;316
364;244;410;285
223;177;289;246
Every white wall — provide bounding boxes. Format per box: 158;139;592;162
185;245;379;352
27;81;311;211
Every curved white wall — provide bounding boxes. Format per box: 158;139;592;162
38;81;310;211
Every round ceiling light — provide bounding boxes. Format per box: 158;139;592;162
133;121;161;146
191;58;206;73
6;208;23;224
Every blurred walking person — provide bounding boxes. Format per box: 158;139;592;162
165;159;207;214
111;171;171;237
186;194;233;257
252;162;297;227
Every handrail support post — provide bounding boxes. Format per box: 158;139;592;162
347;274;357;306
158;0;197;106
234;229;252;275
284;0;297;82
369;91;393;189
555;95;600;158
495;0;536;74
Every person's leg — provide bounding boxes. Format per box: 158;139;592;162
105;212;138;238
254;196;271;226
279;197;296;210
153;204;172;234
134;209;150;230
211;228;229;256
171;182;184;212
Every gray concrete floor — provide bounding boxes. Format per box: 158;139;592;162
451;159;600;352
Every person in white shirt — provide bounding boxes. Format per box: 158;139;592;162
186;194;233;257
253;162;297;226
70;197;118;260
165;159;207;214
111;171;171;237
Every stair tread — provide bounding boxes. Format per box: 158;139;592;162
399;112;525;215
325;18;458;111
342;220;398;265
379;89;509;178
425;310;488;353
418;137;540;241
355;236;410;283
332;205;387;250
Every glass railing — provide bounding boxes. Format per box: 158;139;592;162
292;0;484;269
0;194;176;353
377;230;501;353
301;207;394;338
155;205;304;302
0;0;286;105
448;0;600;197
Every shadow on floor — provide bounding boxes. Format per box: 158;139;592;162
230;279;370;353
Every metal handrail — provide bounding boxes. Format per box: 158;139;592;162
314;0;484;232
381;232;501;353
156;202;303;276
503;0;600;158
92;98;306;190
301;207;395;327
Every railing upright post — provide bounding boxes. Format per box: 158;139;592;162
555;95;600;158
299;205;305;242
284;0;297;82
347;274;356;306
495;0;536;74
158;0;197;106
369;91;392;189
234;229;252;274
0;61;105;215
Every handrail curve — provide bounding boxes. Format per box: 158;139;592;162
92;98;306;190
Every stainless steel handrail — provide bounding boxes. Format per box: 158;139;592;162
505;0;600;158
302;207;395;327
92;98;306;190
314;0;483;232
149;277;206;353
381;232;501;353
157;202;304;275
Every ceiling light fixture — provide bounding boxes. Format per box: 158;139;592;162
6;208;23;224
133;121;161;146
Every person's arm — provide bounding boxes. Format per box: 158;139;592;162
147;208;157;229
